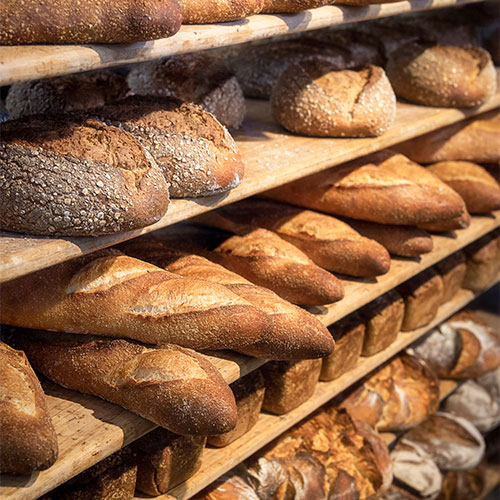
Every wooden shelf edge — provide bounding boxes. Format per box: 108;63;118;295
0;0;484;87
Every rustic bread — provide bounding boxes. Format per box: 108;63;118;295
397;269;444;331
335;0;399;5
271;59;396;137
11;330;237;435
476;367;500;406
0;252;277;356
212;228;345;305
360;290;405;356
320;314;365;381
6;71;129;120
434;251;467;304
119;238;335;360
261;0;331;12
193;471;260;500
208;370;265;447
427;161;500;214
0;0;182;44
0;116;169;236
264;150;466;226
127;54;245;129
438;463;487;500
418;210;471;232
132;429;206;495
394;110;500;164
463;231;500;291
0;342;58;475
88;95;244;198
386;44;496;107
261;359;322;414
194;199;391;277
178;0;263;23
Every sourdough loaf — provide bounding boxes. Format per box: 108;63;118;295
195;199;391;277
434;251;467;304
0;0;182;44
0;342;58;475
264;150;466;226
0;116;169;236
11;330;237;435
127;54;245;129
271;60;396;137
178;0;263;23
438;463;487;500
193;471;260;500
463;231;500;291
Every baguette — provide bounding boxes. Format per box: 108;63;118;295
264;150;466;226
194;199;390;277
418;210;471;232
0;342;58;475
11;331;237;435
0;251;275;356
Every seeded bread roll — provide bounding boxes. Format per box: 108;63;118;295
434;251;467;304
127;54;245;129
0;116;169;236
195;199;391;277
0;342;58;475
11;330;237;435
271;59;396;137
6;71;129;120
0;0;182;44
178;0;263;23
463;231;500;291
261;0;331;12
386;44;496;107
88;96;244;198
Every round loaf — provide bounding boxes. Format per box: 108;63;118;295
271;59;396;137
386;44;497;107
0;116;169;236
261;0;331;12
127;54;246;129
439;464;487;500
178;0;264;23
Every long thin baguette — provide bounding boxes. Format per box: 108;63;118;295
0;250;273;357
10;331;237;435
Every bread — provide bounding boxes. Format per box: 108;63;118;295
386;44;496;107
0;0;182;44
418;210;471;232
434;251;467;304
6;71;129;120
394;110;500;164
119;238;335;360
320;314;365;381
264;150;467;226
178;0;263;23
0;116;169;236
229;38;345;99
397;269;444;331
271;59;396;137
463;231;500;291
208;370;265;447
127;54;245;129
438;463;486;500
261;359;322;414
194;199;391;277
335;0;399;5
476;367;500;406
402;412;485;471
131;428;206;495
194;471;260;500
10;330;237;435
212;228;345;305
88;95;244;198
0;252;277;356
0;342;58;475
427;161;500;214
360;290;405;356
261;0;331;12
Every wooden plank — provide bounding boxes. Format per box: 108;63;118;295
0;0;484;87
1;89;499;284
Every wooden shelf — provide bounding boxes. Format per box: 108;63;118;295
1;85;500;284
0;0;484;87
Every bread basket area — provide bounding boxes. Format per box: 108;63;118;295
0;1;499;499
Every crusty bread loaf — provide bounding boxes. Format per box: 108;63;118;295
418;210;471;232
463;231;500;291
119;238;335;360
394;110;500;164
386;44;496;107
0;116;169;236
127;54;245;129
271;60;396;137
265;150;466;226
335;0;399;4
0;342;58;475
194;471;260;500
132;429;206;495
346;219;433;257
0;252;277;356
88;96;244;198
6;72;129;120
434;251;467;304
194;199;391;277
11;330;237;435
438;463;487;500
0;0;182;44
261;0;331;12
178;0;263;23
212;228;345;305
